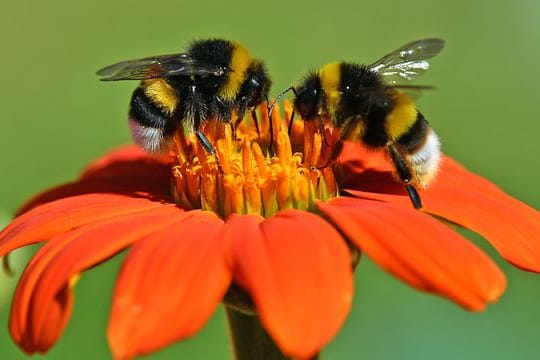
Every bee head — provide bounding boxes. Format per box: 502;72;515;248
294;73;323;120
244;61;272;108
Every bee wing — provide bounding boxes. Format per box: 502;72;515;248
369;38;445;85
347;84;435;102
96;53;230;81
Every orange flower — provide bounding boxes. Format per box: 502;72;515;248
1;103;539;359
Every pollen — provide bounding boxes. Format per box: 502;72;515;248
170;102;340;218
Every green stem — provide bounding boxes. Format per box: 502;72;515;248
226;306;290;360
224;286;321;360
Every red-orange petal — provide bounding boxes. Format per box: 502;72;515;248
223;211;354;359
317;197;507;311
81;145;170;179
337;141;390;175
0;194;168;258
341;155;540;273
108;211;229;360
10;205;182;354
18;147;171;214
17;178;171;214
11;234;78;352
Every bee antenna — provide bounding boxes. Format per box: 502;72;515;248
268;86;297;120
385;84;436;91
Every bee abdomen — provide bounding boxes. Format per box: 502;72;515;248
129;87;175;153
397;112;441;188
396;111;429;152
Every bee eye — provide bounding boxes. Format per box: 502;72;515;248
345;85;351;91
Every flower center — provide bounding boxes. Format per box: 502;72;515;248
170;103;340;218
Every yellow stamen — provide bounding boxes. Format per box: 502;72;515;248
170;101;340;218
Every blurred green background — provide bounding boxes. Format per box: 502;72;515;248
1;0;539;358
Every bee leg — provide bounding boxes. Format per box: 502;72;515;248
268;122;274;154
233;108;261;140
267;100;275;154
233;107;246;134
317;116;357;169
251;109;260;137
317;120;334;148
387;145;422;209
196;130;223;173
196;130;216;155
329;141;344;162
287;108;296;136
232;116;242;141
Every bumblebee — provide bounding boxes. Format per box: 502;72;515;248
292;38;445;209
97;39;271;154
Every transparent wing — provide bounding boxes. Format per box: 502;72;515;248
348;84;436;101
369;38;445;85
96;53;229;81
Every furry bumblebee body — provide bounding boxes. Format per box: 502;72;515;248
98;39;271;153
292;39;445;208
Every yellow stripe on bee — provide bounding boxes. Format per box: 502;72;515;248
219;42;252;100
143;79;179;115
318;62;341;120
385;92;418;140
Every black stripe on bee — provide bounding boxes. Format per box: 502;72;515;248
129;87;177;135
396;111;429;153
